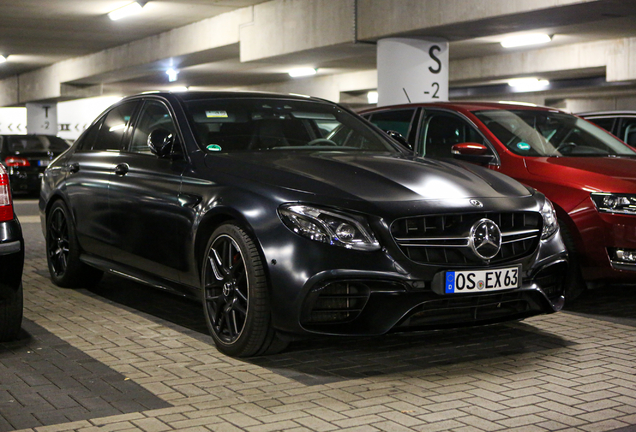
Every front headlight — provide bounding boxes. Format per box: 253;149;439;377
278;204;380;251
591;192;636;215
541;198;558;240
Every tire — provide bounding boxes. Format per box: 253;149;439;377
201;223;287;357
46;200;103;288
558;220;586;304
0;283;23;342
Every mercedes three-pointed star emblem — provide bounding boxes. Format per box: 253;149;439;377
469;218;502;261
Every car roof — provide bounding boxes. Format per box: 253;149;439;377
578;111;636;116
362;100;564;114
130;90;331;104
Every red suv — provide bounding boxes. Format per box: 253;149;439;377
362;102;636;295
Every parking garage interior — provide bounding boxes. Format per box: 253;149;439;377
2;1;636;431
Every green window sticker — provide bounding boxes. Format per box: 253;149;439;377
517;142;531;151
206;110;228;118
207;144;222;152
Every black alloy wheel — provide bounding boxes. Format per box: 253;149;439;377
46;200;103;288
47;204;70;278
202;223;286;357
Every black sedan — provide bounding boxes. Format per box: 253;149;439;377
40;92;568;357
1;134;69;195
0;163;23;341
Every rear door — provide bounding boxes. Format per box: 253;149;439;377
64;100;139;259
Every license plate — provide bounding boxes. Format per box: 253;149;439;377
38;160;49;167
444;266;520;294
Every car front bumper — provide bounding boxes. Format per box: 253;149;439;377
261;223;568;337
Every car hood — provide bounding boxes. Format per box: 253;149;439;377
206;151;531;202
525;156;636;192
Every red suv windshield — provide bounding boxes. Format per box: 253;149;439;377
473;109;636;157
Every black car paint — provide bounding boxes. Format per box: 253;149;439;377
40;92;567;349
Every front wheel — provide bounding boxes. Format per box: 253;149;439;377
201;223;287;357
46;200;103;288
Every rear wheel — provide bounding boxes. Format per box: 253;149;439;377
0;283;22;342
201;223;287;357
46;200;103;288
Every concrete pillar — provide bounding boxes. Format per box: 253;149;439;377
377;38;449;107
26;103;58;135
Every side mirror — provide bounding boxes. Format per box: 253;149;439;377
384;130;413;150
148;128;175;158
451;142;496;165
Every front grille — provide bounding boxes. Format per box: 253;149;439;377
391;212;541;266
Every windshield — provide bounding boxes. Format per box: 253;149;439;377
184;98;399;153
473;109;636;157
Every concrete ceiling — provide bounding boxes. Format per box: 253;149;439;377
2;0;636;99
0;0;269;78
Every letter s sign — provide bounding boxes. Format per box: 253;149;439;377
429;45;442;74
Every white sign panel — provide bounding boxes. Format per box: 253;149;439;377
57;96;122;140
0;108;27;134
377;38;449;107
26;102;58;135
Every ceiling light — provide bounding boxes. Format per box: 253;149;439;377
288;68;317;78
508;78;550;91
108;2;145;21
367;91;378;104
166;68;178;82
501;34;552;48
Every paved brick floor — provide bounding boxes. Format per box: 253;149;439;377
3;199;636;432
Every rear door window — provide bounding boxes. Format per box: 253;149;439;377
92;101;139;151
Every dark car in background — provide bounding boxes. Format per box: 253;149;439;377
0;134;69;195
362;102;636;297
40;92;567;357
578;111;636;147
0;163;24;341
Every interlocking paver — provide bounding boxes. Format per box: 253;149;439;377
3;207;636;432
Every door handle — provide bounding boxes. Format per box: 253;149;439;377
68;162;80;174
114;163;129;176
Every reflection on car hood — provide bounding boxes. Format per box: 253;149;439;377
207;151;531;202
525;156;636;191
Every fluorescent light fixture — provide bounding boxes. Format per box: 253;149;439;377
367;91;379;104
166;68;178;82
0;55;6;63
288;68;317;78
501;33;552;48
508;78;550;91
108;1;144;21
